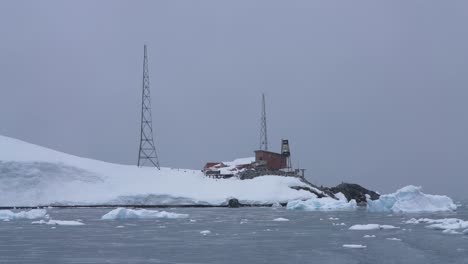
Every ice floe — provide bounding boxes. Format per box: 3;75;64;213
32;219;84;226
405;218;468;234
367;185;456;213
101;208;188;220
342;244;367;249
0;209;47;220
200;230;211;235
272;217;289;222
363;235;376;238
386;238;401;241
349;224;399;230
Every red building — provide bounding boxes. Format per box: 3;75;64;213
254;150;287;170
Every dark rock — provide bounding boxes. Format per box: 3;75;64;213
325;183;380;205
228;198;241;208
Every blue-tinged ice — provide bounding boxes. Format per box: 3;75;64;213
367;185;457;213
0;209;46;220
101;208;188;220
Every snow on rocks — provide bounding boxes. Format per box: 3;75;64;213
367;185;457;213
287;193;357;211
342;244;367;249
32;219;84;226
272;217;289;222
349;224;399;231
101;208;188;220
0;209;47;220
200;230;211;235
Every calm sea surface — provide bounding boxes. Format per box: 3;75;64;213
1;202;467;264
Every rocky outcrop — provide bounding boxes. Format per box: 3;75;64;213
324;183;380;205
227;198;241;208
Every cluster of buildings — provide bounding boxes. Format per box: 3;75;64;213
202;94;306;180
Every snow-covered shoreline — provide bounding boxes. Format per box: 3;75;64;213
0;135;458;213
0;135;315;207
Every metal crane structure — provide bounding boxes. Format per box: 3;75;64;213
259;93;269;151
137;45;160;169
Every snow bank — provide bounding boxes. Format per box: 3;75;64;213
0;209;46;220
32;219;84;226
342;244;366;249
367;185;456;213
0;135;314;206
101;208;188;220
349;224;399;230
286;192;357;211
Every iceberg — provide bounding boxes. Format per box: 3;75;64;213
101;208;188;220
32;219;84;226
286;192;357;211
349;224;399;230
0;209;47;220
367;185;457;213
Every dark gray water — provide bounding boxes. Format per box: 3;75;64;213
1;204;468;264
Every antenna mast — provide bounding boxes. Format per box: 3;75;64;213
260;93;268;151
138;45;160;169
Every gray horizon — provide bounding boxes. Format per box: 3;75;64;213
1;1;467;198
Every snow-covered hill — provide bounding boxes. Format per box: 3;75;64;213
0;135;315;206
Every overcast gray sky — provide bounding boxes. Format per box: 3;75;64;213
1;1;467;197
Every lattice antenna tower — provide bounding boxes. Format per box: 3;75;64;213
138;45;160;169
260;93;269;151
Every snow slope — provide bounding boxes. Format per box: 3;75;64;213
0;135;314;206
367;185;457;213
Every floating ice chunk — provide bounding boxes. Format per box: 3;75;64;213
405;218;468;231
287;193;357;211
442;229;462;235
342;244;367;249
271;202;282;208
363;235;376;238
333;223;346;226
349;224;399;230
240;219;248;224
329;217;339;221
189;219;197;222
200;230;211;235
32;219;84;226
0;209;47;220
101;208;188;220
386;238;401;241
272;217;289;222
463;229;468;234
115;226;125;228
367;185;457;213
